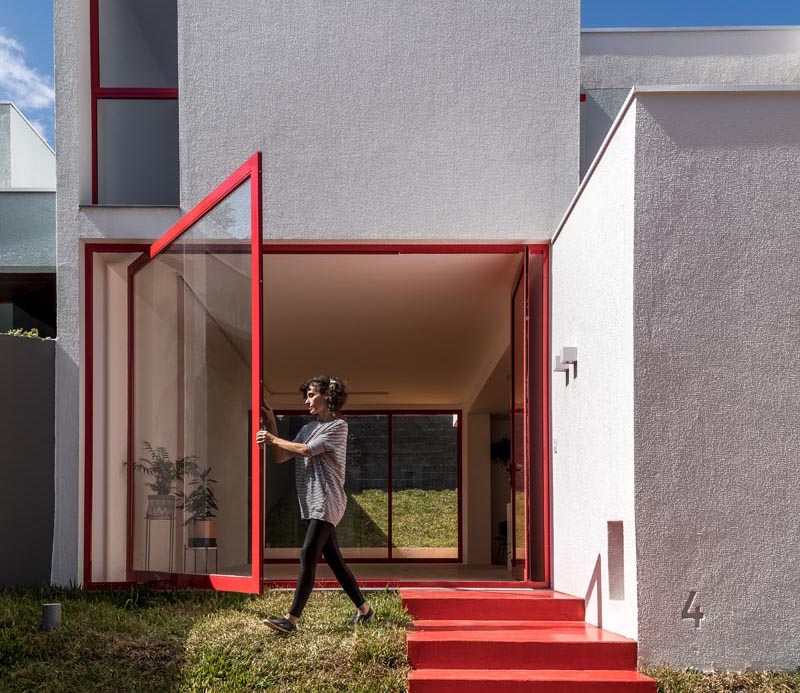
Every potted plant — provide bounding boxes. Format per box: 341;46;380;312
134;442;196;519
178;464;219;548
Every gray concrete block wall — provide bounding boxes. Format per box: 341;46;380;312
0;191;56;270
0;334;55;586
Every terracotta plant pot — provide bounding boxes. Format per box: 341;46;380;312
146;494;176;519
188;519;217;548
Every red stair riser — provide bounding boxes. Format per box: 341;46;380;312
403;598;585;621
407;640;638;671
409;678;655;693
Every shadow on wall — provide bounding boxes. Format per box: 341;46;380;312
585;553;603;628
0;334;55;586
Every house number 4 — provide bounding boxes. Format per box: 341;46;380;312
682;591;705;629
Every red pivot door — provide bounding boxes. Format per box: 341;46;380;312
126;153;263;593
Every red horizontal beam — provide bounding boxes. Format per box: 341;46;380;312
95;87;178;99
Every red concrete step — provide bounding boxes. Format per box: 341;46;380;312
408;668;657;693
407;620;638;671
400;588;585;621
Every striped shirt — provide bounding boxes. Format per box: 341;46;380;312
292;418;348;526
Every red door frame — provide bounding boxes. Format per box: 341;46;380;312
83;236;550;589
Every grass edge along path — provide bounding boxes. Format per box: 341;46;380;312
0;587;411;692
3;587;800;692
643;664;800;692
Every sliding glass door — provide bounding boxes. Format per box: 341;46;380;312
263;411;461;563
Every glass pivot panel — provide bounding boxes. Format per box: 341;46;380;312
129;155;262;593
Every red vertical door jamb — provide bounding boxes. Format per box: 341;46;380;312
387;414;393;561
541;245;552;587
522;250;531;582
250;153;264;592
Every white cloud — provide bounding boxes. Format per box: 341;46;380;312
0;29;54;110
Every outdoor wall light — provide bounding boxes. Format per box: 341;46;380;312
554;347;578;385
562;347;578;379
554;355;570;385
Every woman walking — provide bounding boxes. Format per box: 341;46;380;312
256;375;373;634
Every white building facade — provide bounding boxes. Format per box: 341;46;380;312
53;0;800;670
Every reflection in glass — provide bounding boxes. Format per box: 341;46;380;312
392;415;459;559
132;182;252;577
338;416;389;558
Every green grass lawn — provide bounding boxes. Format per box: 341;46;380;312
643;665;800;692
266;489;458;550
0;587;410;692
2;587;799;692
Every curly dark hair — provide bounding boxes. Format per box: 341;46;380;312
299;375;348;414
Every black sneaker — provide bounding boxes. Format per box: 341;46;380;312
353;606;374;625
263;616;297;634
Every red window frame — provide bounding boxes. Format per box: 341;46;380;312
84;240;550;589
89;0;179;204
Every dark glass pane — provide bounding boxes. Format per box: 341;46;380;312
391;414;459;559
99;0;178;88
97;99;178;205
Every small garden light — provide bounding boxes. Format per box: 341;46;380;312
42;603;61;632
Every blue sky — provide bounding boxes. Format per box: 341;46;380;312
0;1;799;149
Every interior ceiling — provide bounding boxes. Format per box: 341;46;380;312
140;251;520;408
260;253;520;406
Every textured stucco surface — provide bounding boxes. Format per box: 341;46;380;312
633;92;800;669
54;0;180;586
582;28;800;89
54;0;578;585
579;28;800;172
0;192;55;270
579;87;630;178
178;0;579;239
551;106;637;639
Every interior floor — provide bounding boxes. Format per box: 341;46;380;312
263;562;517;583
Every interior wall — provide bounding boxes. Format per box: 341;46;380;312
131;259;181;572
551;104;637;638
204;255;251;573
90;253;137;583
490;416;511;565
463;414;491;565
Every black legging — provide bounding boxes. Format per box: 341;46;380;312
289;519;366;618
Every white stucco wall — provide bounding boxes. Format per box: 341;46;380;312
0;103;56;190
178;0;579;239
582;27;800;89
632;90;800;670
551;104;637;638
579;27;800;178
53;0;181;585
54;0;578;585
